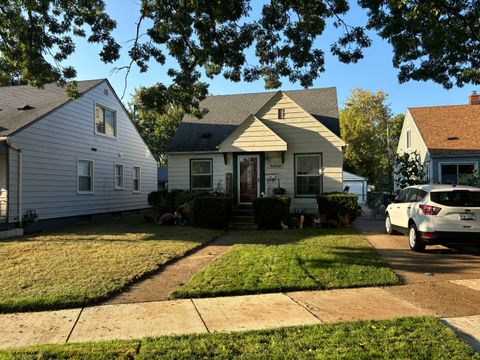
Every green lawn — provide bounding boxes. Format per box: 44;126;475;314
1;317;477;359
0;216;222;312
172;228;399;299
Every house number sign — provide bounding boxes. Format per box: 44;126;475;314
269;162;283;169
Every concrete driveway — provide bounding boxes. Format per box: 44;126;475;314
356;217;480;317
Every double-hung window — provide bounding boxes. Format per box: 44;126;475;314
78;159;93;193
190;159;213;189
95;104;117;137
115;164;124;190
295;154;323;197
133;166;141;192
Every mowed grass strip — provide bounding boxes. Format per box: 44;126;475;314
1;317;477;359
172;228;399;298
0;216;222;312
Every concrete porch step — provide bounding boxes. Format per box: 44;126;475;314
228;223;257;230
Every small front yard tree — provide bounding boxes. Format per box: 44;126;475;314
394;151;426;190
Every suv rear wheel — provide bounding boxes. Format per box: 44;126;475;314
408;223;426;252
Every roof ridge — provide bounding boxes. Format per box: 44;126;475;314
408;104;473;110
0;78;105;90
206;86;336;98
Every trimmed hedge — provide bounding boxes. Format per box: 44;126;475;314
192;196;233;229
252;196;291;229
316;192;359;226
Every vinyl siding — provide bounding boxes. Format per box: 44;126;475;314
7;147;19;223
168;153;227;191
219;115;287;152
8;81;157;221
258;93;343;212
397;111;429;162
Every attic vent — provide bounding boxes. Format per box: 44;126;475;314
17;105;34;110
201;132;211;139
447;136;460;141
103;88;109;96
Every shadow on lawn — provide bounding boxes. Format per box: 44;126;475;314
300;246;394;269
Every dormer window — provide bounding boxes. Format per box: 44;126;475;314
278;108;285;119
95;104;117;138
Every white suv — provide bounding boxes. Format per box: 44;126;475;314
385;184;480;251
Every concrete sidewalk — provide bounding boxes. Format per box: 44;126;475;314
0;287;428;350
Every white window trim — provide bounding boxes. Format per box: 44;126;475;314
190;159;213;190
133;166;141;193
438;161;478;184
295;153;323;198
405;129;412;150
114;163;124;190
77;158;94;194
94;102;118;139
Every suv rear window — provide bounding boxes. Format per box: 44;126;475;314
430;191;480;207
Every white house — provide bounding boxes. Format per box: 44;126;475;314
0;79;157;230
167;88;344;213
397;91;480;186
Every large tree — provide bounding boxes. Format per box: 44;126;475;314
340;89;403;191
131;88;183;165
0;1;118;87
1;1;479;111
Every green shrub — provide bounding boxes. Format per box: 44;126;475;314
148;189;211;223
252;196;291;229
148;190;176;219
192;196;233;229
316;193;359;227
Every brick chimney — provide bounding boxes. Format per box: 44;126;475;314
468;91;480;105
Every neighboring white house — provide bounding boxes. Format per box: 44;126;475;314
167;88;344;213
0;79;157;229
397;91;480;186
343;171;367;204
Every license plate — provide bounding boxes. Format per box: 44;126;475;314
459;213;476;221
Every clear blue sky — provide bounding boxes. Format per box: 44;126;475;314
66;0;473;114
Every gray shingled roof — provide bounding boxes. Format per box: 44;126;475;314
168;87;340;152
0;79;104;136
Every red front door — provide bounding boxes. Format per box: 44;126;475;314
238;155;259;203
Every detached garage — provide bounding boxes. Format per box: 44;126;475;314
343;171;367;204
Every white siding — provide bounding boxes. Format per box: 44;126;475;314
397;111;429;162
259;93;343;212
8;82;157;221
219;115;287;152
395;111;430;187
168;153;226;191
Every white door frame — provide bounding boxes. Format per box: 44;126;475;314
237;154;260;204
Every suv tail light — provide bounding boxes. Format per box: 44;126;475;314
419;204;442;215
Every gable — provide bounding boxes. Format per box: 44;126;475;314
397;111;429;162
218;114;287;152
167;87;341;152
0;79;104;136
255;92;345;148
10;80;155;162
